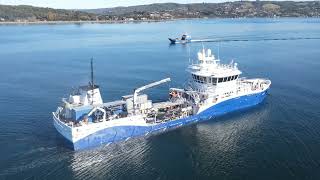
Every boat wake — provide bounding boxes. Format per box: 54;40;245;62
190;36;320;43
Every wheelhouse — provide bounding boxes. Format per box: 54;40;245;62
191;74;240;86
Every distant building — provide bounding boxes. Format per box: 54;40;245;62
162;13;173;19
150;13;161;18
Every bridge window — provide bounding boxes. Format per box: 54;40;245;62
193;75;199;83
199;76;203;82
227;76;231;81
193;75;207;84
212;78;217;85
223;77;228;82
218;78;223;83
202;77;207;83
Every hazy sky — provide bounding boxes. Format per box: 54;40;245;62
0;0;308;9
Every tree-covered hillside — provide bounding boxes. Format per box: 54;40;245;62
85;1;320;18
1;1;320;23
0;5;107;22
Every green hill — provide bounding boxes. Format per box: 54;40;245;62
84;1;320;18
0;5;105;22
1;1;320;23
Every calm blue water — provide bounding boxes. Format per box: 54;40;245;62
1;18;320;179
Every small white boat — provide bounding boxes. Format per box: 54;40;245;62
169;34;192;44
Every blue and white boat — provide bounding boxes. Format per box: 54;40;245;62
53;48;271;150
169;34;192;44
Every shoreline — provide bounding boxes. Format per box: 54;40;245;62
0;17;319;25
0;19;172;25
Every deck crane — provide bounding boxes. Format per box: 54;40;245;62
133;78;171;114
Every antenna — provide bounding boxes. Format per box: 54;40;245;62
218;42;220;60
188;45;191;64
90;58;94;105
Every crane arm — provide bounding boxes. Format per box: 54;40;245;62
133;78;171;113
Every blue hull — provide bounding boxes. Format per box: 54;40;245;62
69;90;268;150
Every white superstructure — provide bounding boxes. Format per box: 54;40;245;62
183;48;270;113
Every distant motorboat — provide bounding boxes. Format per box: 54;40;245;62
169;34;192;44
